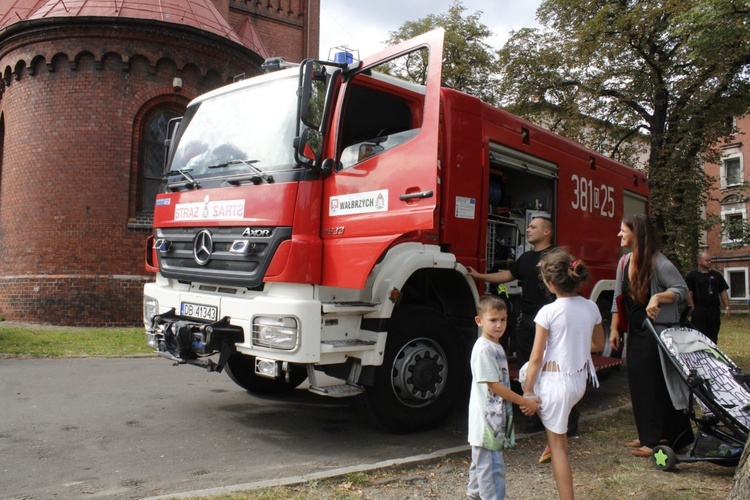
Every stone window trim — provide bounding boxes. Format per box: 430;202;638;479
720;197;747;246
719;145;743;189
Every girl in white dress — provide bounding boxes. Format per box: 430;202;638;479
522;248;604;500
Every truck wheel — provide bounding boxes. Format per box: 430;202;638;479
225;354;307;394
357;306;469;433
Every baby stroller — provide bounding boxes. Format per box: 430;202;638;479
644;319;750;471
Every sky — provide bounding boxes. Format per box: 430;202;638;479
318;0;543;60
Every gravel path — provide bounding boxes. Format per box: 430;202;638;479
333;405;630;499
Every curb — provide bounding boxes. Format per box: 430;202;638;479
143;402;634;499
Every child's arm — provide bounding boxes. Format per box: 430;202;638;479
591;322;605;352
522;324;548;399
487;381;540;415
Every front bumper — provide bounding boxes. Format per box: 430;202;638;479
148;309;243;372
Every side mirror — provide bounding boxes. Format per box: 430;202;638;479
295;127;323;168
299;60;327;130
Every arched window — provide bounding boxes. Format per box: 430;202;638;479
129;102;184;228
140;109;179;214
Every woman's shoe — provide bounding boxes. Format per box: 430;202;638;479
631;446;653;457
539;445;552;463
624;439;641;448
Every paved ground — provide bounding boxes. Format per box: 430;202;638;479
0;357;629;499
0;357;467;498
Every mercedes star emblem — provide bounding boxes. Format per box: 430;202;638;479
193;229;213;265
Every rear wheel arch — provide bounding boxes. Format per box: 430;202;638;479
397;267;478;330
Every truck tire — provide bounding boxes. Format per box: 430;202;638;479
357;306;469;433
225;354;307;394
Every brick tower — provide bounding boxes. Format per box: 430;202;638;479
0;0;319;325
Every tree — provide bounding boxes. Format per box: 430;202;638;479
731;435;750;497
497;0;750;271
385;0;501;106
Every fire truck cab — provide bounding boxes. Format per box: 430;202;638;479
144;29;648;432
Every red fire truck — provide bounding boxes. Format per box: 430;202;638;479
144;29;648;431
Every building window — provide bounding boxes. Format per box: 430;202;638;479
129;96;187;229
720;195;748;247
128;103;183;229
140;110;179;215
721;154;743;188
722;212;746;245
725;267;748;301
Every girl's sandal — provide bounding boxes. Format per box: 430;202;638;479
624;439;641;448
539;445;552;463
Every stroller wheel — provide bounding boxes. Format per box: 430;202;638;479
653;445;677;471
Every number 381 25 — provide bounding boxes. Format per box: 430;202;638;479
570;175;614;218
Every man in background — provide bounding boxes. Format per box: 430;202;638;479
467;216;555;369
686;252;731;343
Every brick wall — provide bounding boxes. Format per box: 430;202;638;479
0;275;152;326
229;0;320;61
703;114;750;313
0;17;297;326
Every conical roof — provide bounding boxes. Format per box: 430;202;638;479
0;0;247;46
234;17;268;59
0;0;46;30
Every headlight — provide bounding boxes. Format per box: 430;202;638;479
252;316;299;350
144;296;159;329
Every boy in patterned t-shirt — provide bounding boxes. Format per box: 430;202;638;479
468;295;540;499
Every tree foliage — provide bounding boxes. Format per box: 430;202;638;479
385;0;500;105
497;0;750;271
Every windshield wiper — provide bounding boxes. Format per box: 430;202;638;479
208;158;260;171
165;168;200;190
209;159;274;184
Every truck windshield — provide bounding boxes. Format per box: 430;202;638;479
168;74;298;178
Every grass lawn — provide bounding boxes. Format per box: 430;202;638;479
715;315;750;369
2;314;746;360
0;322;150;357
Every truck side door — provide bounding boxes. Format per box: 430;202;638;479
321;29;445;288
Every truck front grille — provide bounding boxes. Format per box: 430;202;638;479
155;226;292;288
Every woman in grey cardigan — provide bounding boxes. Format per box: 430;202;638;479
609;213;694;458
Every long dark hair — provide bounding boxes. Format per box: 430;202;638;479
624;213;662;304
